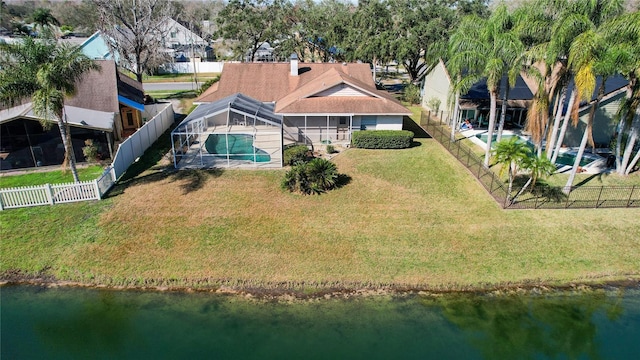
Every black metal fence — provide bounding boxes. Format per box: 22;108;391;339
420;111;639;209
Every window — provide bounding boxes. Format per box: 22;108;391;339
126;112;134;126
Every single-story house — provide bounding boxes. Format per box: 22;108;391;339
172;55;411;168
0;60;145;170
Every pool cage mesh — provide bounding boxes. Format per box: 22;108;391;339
171;94;285;168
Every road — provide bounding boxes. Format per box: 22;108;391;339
142;82;201;92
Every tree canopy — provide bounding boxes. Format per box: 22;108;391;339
93;0;175;82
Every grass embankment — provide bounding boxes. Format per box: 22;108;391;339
0;165;104;188
2;138;639;291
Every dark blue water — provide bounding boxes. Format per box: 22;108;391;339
2;285;639;359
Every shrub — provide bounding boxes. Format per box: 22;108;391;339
284;144;311;165
351;130;414;149
403;83;421;105
281;158;339;195
426;97;441;112
326;144;336;154
82;139;99;162
197;75;220;95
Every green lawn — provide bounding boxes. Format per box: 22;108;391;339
2;139;638;290
121;71;220;83
0;165;105;188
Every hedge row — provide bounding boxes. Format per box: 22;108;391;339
351;130;414;149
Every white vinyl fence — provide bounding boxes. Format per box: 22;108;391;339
0;102;175;210
158;61;226;74
111;103;175;180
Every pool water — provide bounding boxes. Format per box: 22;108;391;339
555;152;598;167
476;134;599;167
205;134;271;162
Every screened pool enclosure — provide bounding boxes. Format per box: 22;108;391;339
171;94;292;169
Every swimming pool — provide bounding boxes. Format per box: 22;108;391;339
555;151;601;167
475;133;535;150
205;134;271;162
474;133;602;169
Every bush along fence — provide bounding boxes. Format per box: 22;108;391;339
420;111;640;209
0;103;175;210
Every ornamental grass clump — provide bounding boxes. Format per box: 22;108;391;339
281;158;339;195
284;145;312;165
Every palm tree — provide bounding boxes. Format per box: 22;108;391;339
600;11;640;175
492;137;532;201
511;153;556;203
449;4;523;166
32;8;60;36
0;37;99;182
563;2;626;192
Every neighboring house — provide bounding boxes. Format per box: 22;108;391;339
79;31;114;61
561;75;628;148
0;60;145;170
162;18;213;61
422;59;533;129
171;55;411;168
421;60;628;148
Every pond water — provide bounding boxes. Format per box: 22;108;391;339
2;285;639;359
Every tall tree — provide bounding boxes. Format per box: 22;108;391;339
0;37;99;182
349;0;394;81
93;0;174;82
32;8;60;30
389;0;457;84
563;1;626;192
601;11;640;175
449;4;523;165
216;0;288;62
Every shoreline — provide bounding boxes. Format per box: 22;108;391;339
2;271;639;301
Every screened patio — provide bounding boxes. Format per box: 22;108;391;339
171;93;292;169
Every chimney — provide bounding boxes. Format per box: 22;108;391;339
290;53;298;76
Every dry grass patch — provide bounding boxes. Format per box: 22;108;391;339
2;139;639;289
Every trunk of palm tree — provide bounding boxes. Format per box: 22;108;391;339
617;79;639;174
507;162;515;201
563;122;589;194
484;91;498;166
564;83;603;193
626;147;640;175
547;85;568;159
59;111;80;183
621;118;639;174
450;91;460;141
496;84;510;143
551;89;577;163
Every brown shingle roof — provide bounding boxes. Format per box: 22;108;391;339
66;60;118;112
65;60;144;112
196;62;410;115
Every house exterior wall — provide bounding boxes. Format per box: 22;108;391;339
421;60;452;119
563;91;624;148
163;19;207;47
315;84;368;97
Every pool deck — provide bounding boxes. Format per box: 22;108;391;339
459;129;610;174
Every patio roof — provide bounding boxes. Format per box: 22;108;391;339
0;102;114;131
